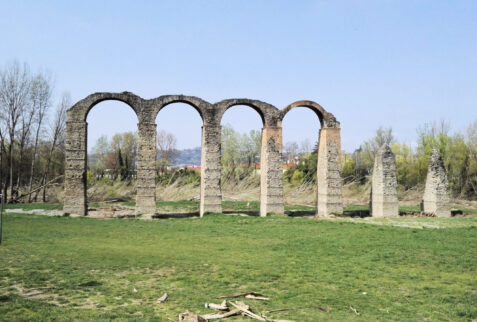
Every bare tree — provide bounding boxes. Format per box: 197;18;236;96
37;92;68;202
0;61;31;201
299;139;311;155
28;72;53;201
156;130;178;173
16;88;36;190
284;141;299;164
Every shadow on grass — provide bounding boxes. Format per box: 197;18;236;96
152;212;200;219
222;210;260;217
285;210;316;217
342;209;371;218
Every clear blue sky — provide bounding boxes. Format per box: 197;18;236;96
1;0;476;152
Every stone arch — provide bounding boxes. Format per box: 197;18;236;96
280;100;342;217
67;92;142;122
64;92;143;217
148;95;211;124
280;100;338;128
215;99;283;216
215;99;280;127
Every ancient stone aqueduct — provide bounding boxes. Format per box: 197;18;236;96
64;92;342;217
64;92;450;218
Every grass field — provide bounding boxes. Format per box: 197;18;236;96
0;207;476;321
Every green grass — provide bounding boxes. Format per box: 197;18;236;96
0;212;476;320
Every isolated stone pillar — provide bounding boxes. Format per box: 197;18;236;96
200;124;222;216
370;145;398;217
64;121;87;216
260;126;284;216
136;122;157;215
421;149;450;217
316;125;343;217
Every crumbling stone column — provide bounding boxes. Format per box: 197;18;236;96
200;124;222;216
260;126;284;216
316;124;343;217
421;149;450;217
136;122;157;216
64;121;87;216
370;145;398;217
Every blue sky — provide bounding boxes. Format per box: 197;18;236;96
1;0;476;152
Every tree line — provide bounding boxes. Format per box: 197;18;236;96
0;61;69;203
340;121;477;198
88;119;477;200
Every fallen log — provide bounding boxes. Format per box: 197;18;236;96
229;301;266;321
201;308;241;320
245;294;270;301
205;300;227;310
13;175;64;202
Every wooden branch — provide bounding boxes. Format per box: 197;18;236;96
229;301;266;321
205;300;227;310
14;175;64;201
245;294;270;301
201;308;241;320
218;291;265;299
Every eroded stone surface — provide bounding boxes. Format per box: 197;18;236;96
421;149;450;217
64;93;343;217
316;126;343;217
260;127;284;216
370;145;398;218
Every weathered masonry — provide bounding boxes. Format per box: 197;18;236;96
64;92;343;218
421;149;450;217
370;145;398;218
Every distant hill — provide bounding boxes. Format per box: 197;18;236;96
171;147;201;166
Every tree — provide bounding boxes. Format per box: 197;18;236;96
221;125;240;167
0;61;31;201
299;139;311;155
38;92;68;201
28;72;53;201
241;129;261;167
284;141;299;163
157;130;178;173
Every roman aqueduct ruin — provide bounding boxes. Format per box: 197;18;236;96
64;92;343;217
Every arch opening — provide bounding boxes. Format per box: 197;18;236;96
154;103;203;218
84;98;138;122
154;99;205;124
86;100;139;214
281;107;321;216
220;105;263;216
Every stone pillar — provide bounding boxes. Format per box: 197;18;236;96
136;122;157;216
260;126;284;216
200;124;222;216
64;121;87;216
370;145;398;217
316;126;343;217
421;149;450;217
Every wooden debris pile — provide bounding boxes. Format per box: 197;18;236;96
179;292;294;322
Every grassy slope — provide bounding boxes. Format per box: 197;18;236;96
0;213;476;321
